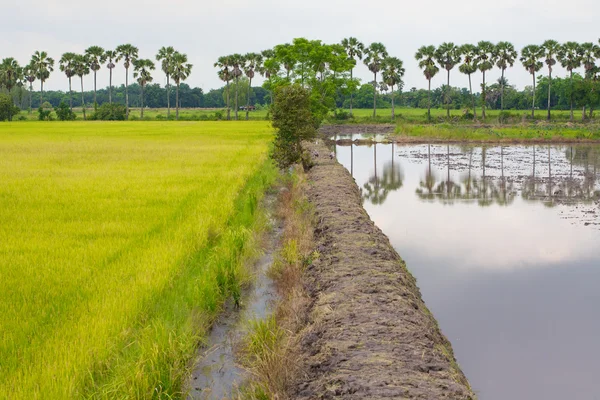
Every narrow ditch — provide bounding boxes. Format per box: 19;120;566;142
186;194;282;399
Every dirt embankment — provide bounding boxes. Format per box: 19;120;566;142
293;141;474;399
320;124;396;136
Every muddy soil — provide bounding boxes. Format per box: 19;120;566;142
293;141;474;399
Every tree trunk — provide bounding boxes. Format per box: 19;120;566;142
246;77;252;120
40;81;44;105
372;72;377;118
176;82;180;120
582;106;586;121
349;68;354;115
547;68;552;121
226;80;231;120
569;70;574;121
125;67;129;120
234;76;239;120
427;78;431;122
80;78;86;120
69;77;73;111
166;75;171;118
109;68;113;103
94;71;97;110
391;84;395;121
500;68;505;112
141;84;144;118
482;71;486;119
468;73;476;119
446;68;450;118
532;73;536;118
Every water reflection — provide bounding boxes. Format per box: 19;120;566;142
335;142;600;400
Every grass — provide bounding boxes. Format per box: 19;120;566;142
0;121;276;398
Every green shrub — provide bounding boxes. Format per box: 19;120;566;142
54;102;76;121
37;107;53;121
0;93;20;121
90;103;126;121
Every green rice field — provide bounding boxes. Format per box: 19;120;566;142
0;121;276;398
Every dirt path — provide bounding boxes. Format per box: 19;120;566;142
293;141;474;399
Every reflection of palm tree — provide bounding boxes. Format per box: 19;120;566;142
381;160;404;192
416;144;438;200
363;144;404;205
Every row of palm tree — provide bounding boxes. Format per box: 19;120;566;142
416;40;600;122
1;46;192;120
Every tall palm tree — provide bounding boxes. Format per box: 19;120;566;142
105;50;117;103
214;55;233;120
115;44;139;119
435;42;462;117
59;52;77;111
459;44;479;119
0;58;22;120
133;58;155;119
73;54;90;120
170;52;192;121
30;51;54;105
474;41;495;120
257;49;280;106
156;46;176;118
230;53;243;120
557;42;583;121
541;40;561;121
415;45;439;122
381;56;405;120
495;41;518;112
341;37;365;115
242;52;262;120
85;46;105;110
23;63;36;113
520;45;544;118
364;42;388;118
580;42;599;119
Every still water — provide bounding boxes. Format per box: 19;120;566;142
335;140;600;400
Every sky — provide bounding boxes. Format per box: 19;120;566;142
2;0;600;94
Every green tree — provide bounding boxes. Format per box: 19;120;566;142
242;52;262;120
0;93;19;121
23;63;36;113
105;50;117;103
133;58;155;118
542;39;561;120
59;52;77;111
364;42;388;118
557;41;583;120
274;43;296;80
381;57;405;120
54;101;75;121
341;37;364;115
435;42;462;117
520;45;544;117
115;44;139;119
170;52;192;120
580;42;599;119
156;46;176;118
85;46;105;110
474;41;495;119
459;44;479;118
495;41;518;112
0;58;22;97
73;54;90;120
271;84;316;169
415;45;439;122
257;49;280;106
230;53;243;120
214;55;233;120
30;51;54;105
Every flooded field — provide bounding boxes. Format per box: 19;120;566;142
335;140;600;400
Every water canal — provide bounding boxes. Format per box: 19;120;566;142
335;139;600;400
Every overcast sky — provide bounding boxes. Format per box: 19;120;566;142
2;0;599;94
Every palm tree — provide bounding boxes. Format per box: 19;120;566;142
435;42;462;117
230;53;243;120
557;42;583;121
495;42;518;113
459;44;479;119
520;45;544;118
257;49;280;106
59;52;77;111
115;44;139;119
0;58;22;120
156;46;176;118
85;46;105;110
242;52;262;120
105;50;117;103
474;41;495;120
73;54;90;120
30;51;54;105
364;42;388;118
541;40;561;121
214;55;233;120
415;45;439;122
341;37;365;115
580;42;599;119
23;63;36;113
170;52;192;120
381;57;405;120
133;59;155;119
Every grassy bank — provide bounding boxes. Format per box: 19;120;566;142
0;121;276;398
